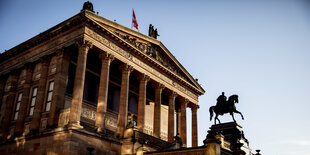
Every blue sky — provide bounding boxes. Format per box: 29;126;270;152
1;0;310;154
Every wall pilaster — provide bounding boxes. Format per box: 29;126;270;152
15;64;33;136
30;58;50;132
1;73;18;139
47;48;71;128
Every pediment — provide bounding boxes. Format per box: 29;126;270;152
85;12;204;94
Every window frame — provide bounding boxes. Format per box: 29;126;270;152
14;92;23;121
45;80;54;112
29;87;38;116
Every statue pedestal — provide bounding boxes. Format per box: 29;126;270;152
205;122;252;155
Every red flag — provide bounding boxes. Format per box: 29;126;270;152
132;9;139;31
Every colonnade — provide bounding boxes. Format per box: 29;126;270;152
68;40;199;146
0;40;199;147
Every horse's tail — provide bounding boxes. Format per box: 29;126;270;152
209;106;214;121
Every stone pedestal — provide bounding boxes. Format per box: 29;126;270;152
205;122;251;155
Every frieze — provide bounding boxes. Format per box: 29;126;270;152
172;81;197;100
86;29;198;101
105;116;118;130
81;107;96;121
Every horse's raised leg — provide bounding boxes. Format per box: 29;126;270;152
215;113;221;124
231;112;236;122
234;110;244;120
214;113;220;124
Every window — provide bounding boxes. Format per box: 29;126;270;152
45;81;54;111
29;87;38;116
14;93;22;120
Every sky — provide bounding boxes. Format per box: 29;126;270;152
1;0;310;154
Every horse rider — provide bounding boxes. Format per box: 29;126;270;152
216;92;227;112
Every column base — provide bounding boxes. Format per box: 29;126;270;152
67;122;83;129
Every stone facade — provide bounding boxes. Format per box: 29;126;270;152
0;2;205;155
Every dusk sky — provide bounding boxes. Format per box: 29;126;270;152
1;0;310;154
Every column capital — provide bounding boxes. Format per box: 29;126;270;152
154;83;165;90
24;62;35;73
137;74;150;82
179;98;189;108
119;64;134;73
39;56;51;66
190;104;199;111
167;91;178;99
56;47;65;56
99;52;114;63
76;40;93;51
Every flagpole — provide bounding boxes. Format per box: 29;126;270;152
131;8;133;29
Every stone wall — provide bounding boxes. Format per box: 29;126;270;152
0;130;121;155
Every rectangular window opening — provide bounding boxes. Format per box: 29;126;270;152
14;93;23;120
45;81;54;112
29;87;38;116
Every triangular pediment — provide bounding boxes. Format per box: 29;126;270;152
84;12;204;94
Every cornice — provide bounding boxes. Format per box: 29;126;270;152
0;12;87;62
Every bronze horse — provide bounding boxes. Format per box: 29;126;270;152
209;95;244;124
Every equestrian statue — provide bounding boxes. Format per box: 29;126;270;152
209;92;244;124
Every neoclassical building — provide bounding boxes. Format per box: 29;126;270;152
0;2;205;154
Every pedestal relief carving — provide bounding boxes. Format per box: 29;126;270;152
81;107;96;121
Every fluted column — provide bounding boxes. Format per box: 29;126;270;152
153;83;165;138
47;48;71;128
168;91;177;142
68;40;92;128
117;64;133;137
180;98;189;146
15;64;33;136
191;104;199;147
95;52;114;132
1;73;18;139
137;74;150;132
30;58;50;132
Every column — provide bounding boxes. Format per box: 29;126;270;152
153;83;165;138
95;52;114;132
0;76;5;129
47;48;71;128
191;104;199;147
15;64;33;136
137;74;149;132
0;76;6;109
168;91;177;142
180;98;189;146
68;40;92;128
1;73;18;139
117;64;133;137
30;58;50;132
